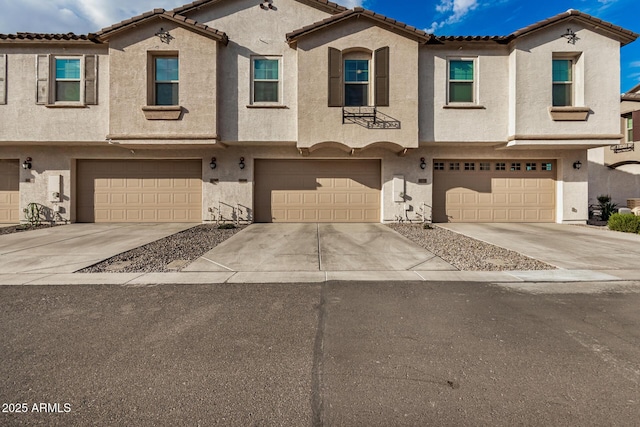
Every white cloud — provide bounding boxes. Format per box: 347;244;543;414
0;0;186;34
340;0;365;8
426;0;479;34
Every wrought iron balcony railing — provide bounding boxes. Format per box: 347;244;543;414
610;142;635;153
342;107;401;129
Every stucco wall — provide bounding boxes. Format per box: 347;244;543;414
419;43;509;142
186;0;331;143
0;45;109;142
509;21;621;138
106;21;219;139
295;19;420;149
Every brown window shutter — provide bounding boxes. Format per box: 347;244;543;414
84;55;98;105
633;110;640;143
374;46;389;107
328;47;342;107
36;54;49;104
0;54;6;105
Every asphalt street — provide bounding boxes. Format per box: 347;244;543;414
1;281;639;426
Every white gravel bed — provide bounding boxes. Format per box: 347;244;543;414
388;223;555;271
78;224;245;273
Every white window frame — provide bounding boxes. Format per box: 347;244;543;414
343;52;371;107
251;56;282;105
447;57;477;105
152;54;179;106
52;56;84;105
626;116;633;142
552;58;573;107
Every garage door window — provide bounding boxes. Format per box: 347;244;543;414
496;162;506;171
542;163;553;171
526;163;537;171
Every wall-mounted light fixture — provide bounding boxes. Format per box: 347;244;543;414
260;0;275;10
155;27;174;44
210;157;217;169
420;157;427;170
22;157;32;170
239;157;245;170
573;160;582;170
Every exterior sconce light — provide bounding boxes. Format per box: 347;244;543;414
22;157;32;170
420;157;426;170
239;157;245;170
155;27;174;44
210;157;217;169
573;160;582;170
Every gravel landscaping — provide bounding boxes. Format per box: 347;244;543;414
77;224;245;273
388;223;555;271
74;222;554;273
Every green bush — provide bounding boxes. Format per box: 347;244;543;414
597;195;618;221
607;213;640;234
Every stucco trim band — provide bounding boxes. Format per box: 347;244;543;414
548;106;590;121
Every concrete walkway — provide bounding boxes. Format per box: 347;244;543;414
0;222;639;287
0;223;196;274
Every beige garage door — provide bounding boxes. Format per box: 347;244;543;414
433;160;556;223
0;159;20;223
254;159;381;223
77;160;202;223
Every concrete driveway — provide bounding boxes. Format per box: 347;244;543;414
439;223;640;270
0;223;196;274
184;223;455;273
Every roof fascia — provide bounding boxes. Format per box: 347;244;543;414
173;0;346;15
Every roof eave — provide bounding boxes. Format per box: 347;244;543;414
286;8;430;45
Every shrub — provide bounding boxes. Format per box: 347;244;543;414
607;213;640;234
597;195;618;222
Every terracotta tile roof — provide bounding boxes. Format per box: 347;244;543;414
430;9;637;46
508;9;637;45
172;0;347;15
91;8;228;44
622;92;640;102
286;7;431;43
0;32;95;43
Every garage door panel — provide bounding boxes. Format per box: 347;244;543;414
255;160;380;223
433;159;555;223
77;160;202;223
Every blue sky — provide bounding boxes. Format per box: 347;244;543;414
0;0;638;91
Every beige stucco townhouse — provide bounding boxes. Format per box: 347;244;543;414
0;0;637;224
588;82;640;209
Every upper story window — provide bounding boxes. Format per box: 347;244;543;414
35;54;98;106
448;59;475;103
154;56;179;106
344;59;369;106
55;58;81;102
328;47;389;108
252;57;280;104
552;59;572;106
625;116;633;142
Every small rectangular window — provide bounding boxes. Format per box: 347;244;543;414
552;59;572;107
253;57;280;103
542;163;553;171
626;117;633;142
464;162;475;171
155;57;179;106
55;58;81;102
449;59;474;103
449;162;460;171
344;59;369;106
479;162;490;171
495;162;506;171
511;163;521;171
434;162;444;170
526;163;536;171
